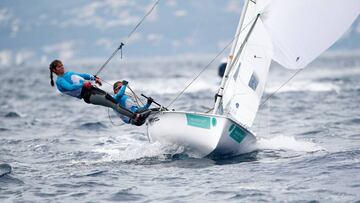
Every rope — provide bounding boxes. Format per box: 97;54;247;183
259;69;303;108
166;15;259;109
127;85;145;106
94;0;160;77
95;0;159;126
107;108;126;126
165;44;231;108
95;43;124;76
98;78;144;107
94;0;160;110
127;0;160;39
99;79;113;86
254;69;303;134
205;108;214;113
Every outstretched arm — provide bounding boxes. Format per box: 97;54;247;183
137;97;152;111
136;103;151;112
76;73;102;86
76;73;95;81
114;84;127;101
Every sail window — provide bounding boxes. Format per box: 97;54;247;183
248;73;258;91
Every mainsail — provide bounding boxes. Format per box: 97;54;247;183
218;0;359;127
221;0;273;127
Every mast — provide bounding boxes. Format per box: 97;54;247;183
229;0;250;61
212;0;249;115
213;10;260;114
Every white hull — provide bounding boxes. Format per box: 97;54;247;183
146;111;257;157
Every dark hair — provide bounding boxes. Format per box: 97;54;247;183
49;59;62;87
49;68;54;86
113;81;122;91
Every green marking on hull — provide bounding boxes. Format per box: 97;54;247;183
229;124;235;132
212;118;217;127
228;124;246;143
186;114;210;129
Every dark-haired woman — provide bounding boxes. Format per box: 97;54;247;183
49;59;148;126
112;80;153;124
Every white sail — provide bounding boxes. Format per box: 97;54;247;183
222;0;273;127
258;0;360;69
220;0;359;127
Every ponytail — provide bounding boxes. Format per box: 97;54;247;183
50;68;54;87
49;59;61;87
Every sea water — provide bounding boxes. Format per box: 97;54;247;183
0;54;359;202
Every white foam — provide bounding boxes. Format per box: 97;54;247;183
256;135;323;152
94;141;186;162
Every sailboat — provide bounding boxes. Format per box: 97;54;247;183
146;0;360;157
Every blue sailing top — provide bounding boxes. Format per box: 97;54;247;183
56;71;95;98
113;84;150;123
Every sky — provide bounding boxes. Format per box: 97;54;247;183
0;0;359;66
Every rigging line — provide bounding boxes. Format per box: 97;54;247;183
165;14;259;109
94;0;160;76
259;68;303;108
128;85;145;106
98;78;113;87
127;0;160;39
205;108;214;113
123;86;145;107
107;108;126;126
95;43;124;77
97;78;145;107
165;44;230;109
96;76;144;107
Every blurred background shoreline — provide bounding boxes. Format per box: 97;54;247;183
0;0;359;67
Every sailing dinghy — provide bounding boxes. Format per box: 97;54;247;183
146;0;360;157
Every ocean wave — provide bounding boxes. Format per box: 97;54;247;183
256;135;323;152
4;112;21;118
92;141;188;163
0;163;12;177
78;122;108;130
